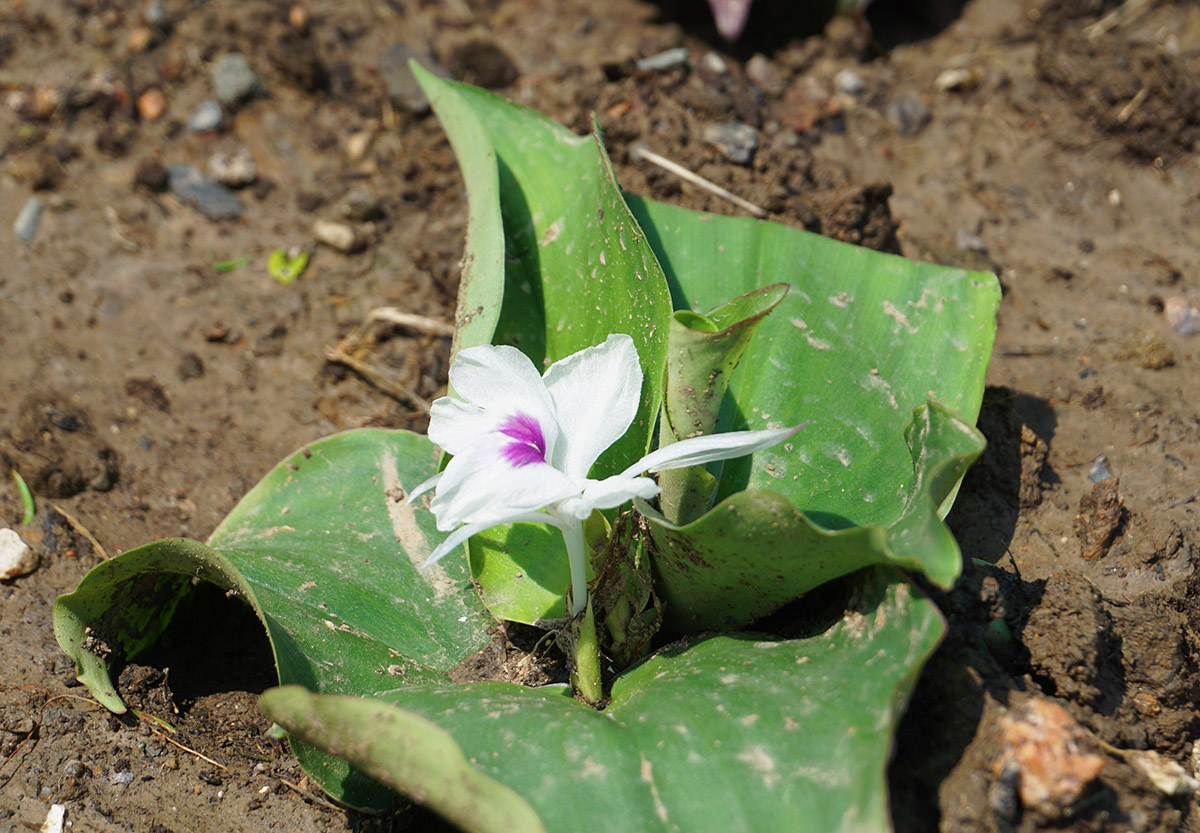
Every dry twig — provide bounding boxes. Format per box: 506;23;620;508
325;339;432;413
629;143;769;219
51;504;110;560
368;307;456;337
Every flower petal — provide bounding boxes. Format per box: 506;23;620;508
559;474;660;520
422;510;567;569
623;423;809;476
543;333;642;478
405;471;443;503
429;433;581;530
430;344;558;456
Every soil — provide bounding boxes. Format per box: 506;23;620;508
2;0;1199;831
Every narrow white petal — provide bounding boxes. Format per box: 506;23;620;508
422;511;567;569
543;333;643;478
559;474;660;519
623;423;809;476
429;434;581;530
405;471;443;503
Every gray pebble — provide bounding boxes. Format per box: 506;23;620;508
1088;454;1114;484
703;121;759;165
166;164;243;221
14;196;45;243
145;0;165;25
637;48;689;73
885;94;931;137
212;53;264;110
187;99;225;132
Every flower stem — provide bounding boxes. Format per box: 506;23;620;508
559;518;602;704
561;518;589;617
573;598;603;705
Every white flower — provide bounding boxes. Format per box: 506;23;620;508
409;333;803;613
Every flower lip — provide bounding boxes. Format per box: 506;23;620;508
496;412;548;467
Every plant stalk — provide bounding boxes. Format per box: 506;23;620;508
559;517;602;704
573;599;603;705
561;517;589;617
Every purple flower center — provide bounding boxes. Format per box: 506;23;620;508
497;413;548;467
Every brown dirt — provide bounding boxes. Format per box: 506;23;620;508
2;0;1199;830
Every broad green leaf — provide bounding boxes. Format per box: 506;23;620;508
414;66;673;623
628;195;1000;531
645;403;983;631
54;429;492;810
257;687;547;833
261;570;944;833
658;283;789;524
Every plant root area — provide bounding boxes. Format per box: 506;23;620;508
2;0;1199;830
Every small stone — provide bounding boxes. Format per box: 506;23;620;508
145;0;165;25
211;53;264;110
994;699;1104;819
1125;749;1200;796
885;94;931;137
345;130;374;162
166;164;243;221
134;160;169;192
14;196;45;243
339;186;383;222
1164;296;1200;336
187;99;225;133
288;4;308;27
177;353;205;380
779;76;834;133
0;528;38;579
935;67;981;92
128;26;153;52
833;68;867;97
1087;454;1113;484
1117;330;1175;369
704;121;758;165
137;87;166;121
700;51;727;75
955;230;986;253
745;54;785;96
637;47;689;73
447;40;519;89
312;219;362;253
206;148;257;188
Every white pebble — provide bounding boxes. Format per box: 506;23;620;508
312;220;360;253
39;803;65;833
0;528;37;580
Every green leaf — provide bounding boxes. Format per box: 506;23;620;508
628;195;1000;530
261;570;943;833
413;66;673;623
644;403;983;631
268;248;309;284
211;253;253;272
53;429;493;810
258;686;547;833
658;283;789;524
